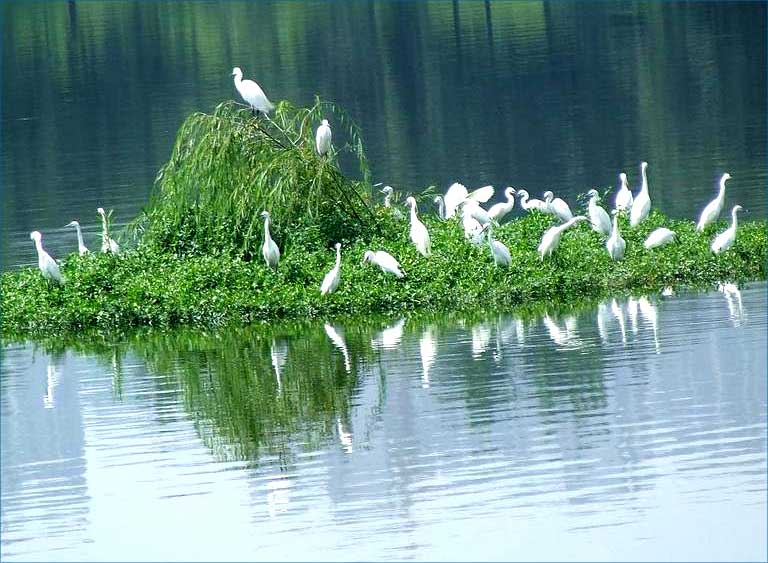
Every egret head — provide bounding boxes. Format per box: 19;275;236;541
641;161;648;170
66;220;80;228
362;250;374;264
406;196;417;208
733;204;743;214
721;172;732;184
380;186;393;195
321;119;329;126
260;210;271;220
517;189;529;199
231;67;242;78
619;172;627;183
334;242;341;251
587;189;599;199
434;195;443;204
30;231;42;242
543;191;554;202
505;187;516;198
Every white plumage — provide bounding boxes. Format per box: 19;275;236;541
606;213;626;261
711;205;743;254
406;196;431;257
697;172;730;232
315;119;332;156
538;216;587;259
488;187;516;223
615;172;633;212
231;66;274;115
441;182;494;219
643;227;676;249
320;243;342;295
487;225;511;267
96;207;120;254
543;191;573;222
260;211;281;269
30;231;63;283
464;199;492;227
362;250;404;278
434;195;446;219
66;220;89;255
587;189;612;236
517;189;548;212
630;161;651;227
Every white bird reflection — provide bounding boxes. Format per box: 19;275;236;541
271;338;289;393
611;298;627;344
596;301;612;345
543;313;581;348
419;325;437;388
373;318;406;350
627;296;639;335
324;323;352;373
43;361;60;409
638;296;660;354
265;474;292;518
336;417;354;453
471;323;492;358
718;282;745;327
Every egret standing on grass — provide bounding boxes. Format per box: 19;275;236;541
260;211;280;269
606;211;626;261
487;225;511;267
320;243;342;295
315;119;332;156
517;189;548;212
381;186;404;220
30;231;63;284
362;250;404;278
538;216;587;259
488;187;516;223
644;227;676;249
406;196;431;257
66;220;89;255
630;161;651;227
615;172;633;212
587;189;611;236
434;195;446;220
96;208;120;254
543;191;573;222
711;205;743;254
697;172;731;232
231;67;274;116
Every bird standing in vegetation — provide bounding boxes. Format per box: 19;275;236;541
615;172;633;212
606;212;626;261
320;243;342;295
66;220;89;255
231;67;274;116
442;183;494;219
96;208;120;254
488;187;516;223
697;172;731;232
644;227;676;249
30;231;63;284
711;205;743;254
315;119;332;156
587;189;612;236
434;195;446;219
538;216;587;259
362;250;404;278
381;186;404;220
630;161;651;227
543;191;573;222
260;211;280;269
517;189;548;212
406;196;431;257
487;224;511;267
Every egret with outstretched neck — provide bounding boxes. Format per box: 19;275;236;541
96;208;120;254
630;161;651;227
644;227;676;249
606;212;626;260
66;220;89;255
697;172;731;232
406;196;431;257
538;216;587;259
320;243;342;295
231;67;274;115
315;119;332;156
587;189;611;235
30;231;63;284
615;172;633;212
711;205;743;254
488;187;516;223
362;250;404;278
260;211;280;269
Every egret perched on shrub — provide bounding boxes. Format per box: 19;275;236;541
487;225;511;267
615;172;633;212
30;231;63;284
66;220;89;255
517;189;548;212
320;243;342;295
606;211;626;261
96;208;120;254
231;67;274;116
442;182;494;219
362;250;404;278
260;210;280;269
711;205;743;254
543;191;573;222
630;161;651;227
406;196;431;257
488;187;516;223
463;199;492;228
697;172;731;232
461;203;484;243
538;216;587;259
315;119;332;156
644;227;676;249
587;189;612;236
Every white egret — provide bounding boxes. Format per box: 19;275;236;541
443;182;469;219
615;172;633;212
315;119;332;156
487;225;511;267
434;195;446;219
711;205;743;254
463;199;492;227
405;197;431;257
488;187;516;222
231;67;274;115
697;172;731;232
644;227;676;249
320;243;342;295
537;216;587;259
461;204;484;243
630;161;651;227
543;191;573;222
517;189;548;212
260;210;280;269
380;186;403;220
362;250;404;278
586;189;611;236
606;212;626;261
30;231;63;284
468;184;495;204
96;207;120;254
65;220;89;255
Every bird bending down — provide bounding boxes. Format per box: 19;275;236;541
434;195;446;220
362;250;404;278
488;187;516;223
538;216;587;259
630;161;651;227
487;224;511;267
315;119;332;156
66;220;89;255
606;212;626;261
697;172;731;232
406;196;431;257
231;67;274;115
260;211;281;269
644;227;676;249
30;231;63;283
320;243;342;295
543;191;573;222
587;189;612;236
711;205;743;254
517;189;548;212
615;172;633;212
96;208;120;254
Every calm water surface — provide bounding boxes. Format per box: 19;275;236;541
2;285;766;561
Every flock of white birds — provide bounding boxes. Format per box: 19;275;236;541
28;67;744;299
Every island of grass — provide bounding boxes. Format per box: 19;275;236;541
3;99;766;339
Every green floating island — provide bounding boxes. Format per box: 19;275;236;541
3;99;766;339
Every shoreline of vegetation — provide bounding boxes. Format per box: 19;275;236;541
3;99;766;341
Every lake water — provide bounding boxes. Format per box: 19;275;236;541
2;2;766;561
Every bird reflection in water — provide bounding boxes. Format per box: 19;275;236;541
718;282;745;327
419;325;437;388
471;323;492;358
627;296;639;335
373;318;406;350
270;338;289;393
611;298;627;344
324;323;352;374
596;301;611;345
265;474;292;518
638;296;660;354
336;417;353;453
43;361;60;409
543;313;581;349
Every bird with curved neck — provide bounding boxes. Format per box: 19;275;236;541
538;216;587;259
231;67;274;116
488;187;516;223
315;119;332;156
362;250;404;278
260;211;280;269
66;220;89;255
615;172;633;212
606;211;626;261
711;205;743;254
320;243;342;295
406;196;431;257
630;161;651;227
30;231;63;284
517;189;548;212
96;208;120;254
697;172;731;232
587;189;611;236
543;191;573;222
487;224;511;267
